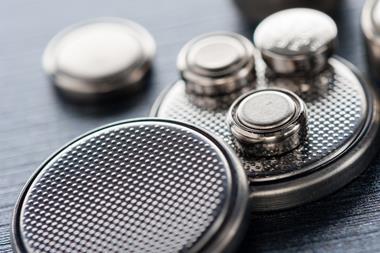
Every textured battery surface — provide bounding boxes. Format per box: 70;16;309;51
154;57;368;182
16;121;232;253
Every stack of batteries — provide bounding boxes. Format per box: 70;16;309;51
152;8;379;211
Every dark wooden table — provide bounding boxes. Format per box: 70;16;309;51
1;0;379;252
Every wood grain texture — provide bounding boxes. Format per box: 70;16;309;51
0;0;378;252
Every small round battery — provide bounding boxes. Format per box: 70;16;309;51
234;0;341;22
362;0;380;80
177;32;256;109
42;18;155;102
12;119;248;253
228;89;308;157
254;8;337;76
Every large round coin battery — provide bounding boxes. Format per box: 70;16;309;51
12;119;248;253
152;9;380;211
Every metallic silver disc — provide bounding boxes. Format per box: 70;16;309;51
177;32;256;97
151;56;379;211
362;0;380;79
236;90;296;129
43;18;156;101
228;89;308;157
254;8;337;76
12;119;248;253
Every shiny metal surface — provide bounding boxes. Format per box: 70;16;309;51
177;32;255;101
2;0;380;251
12;119;249;253
152;57;377;210
234;0;341;21
362;0;380;79
236;91;296;129
254;8;337;76
185;86;254;110
43;18;155;101
228;89;307;157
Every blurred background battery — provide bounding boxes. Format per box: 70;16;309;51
362;0;380;80
234;0;341;21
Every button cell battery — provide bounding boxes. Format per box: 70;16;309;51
43;18;156;101
176;32;256;108
254;8;337;76
228;89;307;157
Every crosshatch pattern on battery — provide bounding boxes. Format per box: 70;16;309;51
19;122;231;253
155;58;367;182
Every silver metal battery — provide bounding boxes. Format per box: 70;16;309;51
177;32;256;109
152;57;379;211
234;0;341;22
12;119;248;253
151;10;379;210
42;18;155;101
227;89;308;157
362;0;380;80
254;8;337;76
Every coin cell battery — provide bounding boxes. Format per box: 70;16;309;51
152;9;380;211
12;119;249;253
175;32;256;108
228;89;308;157
362;0;380;80
42;18;155;101
254;8;337;76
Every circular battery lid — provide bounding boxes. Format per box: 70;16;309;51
254;8;337;75
43;18;155;100
12;119;248;253
236;90;296;129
